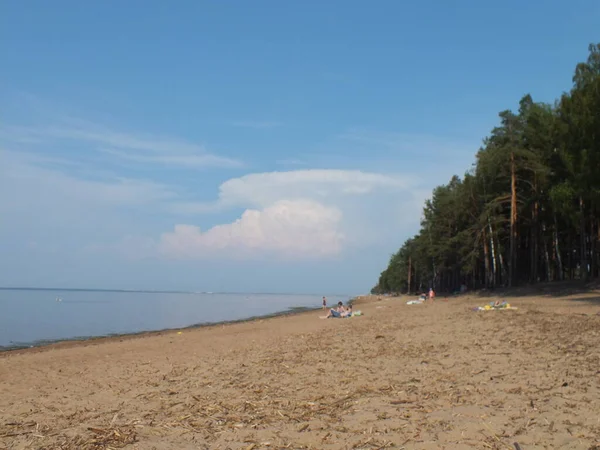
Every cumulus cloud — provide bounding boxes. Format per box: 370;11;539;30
159;169;421;259
219;170;410;206
172;169;414;213
159;200;344;259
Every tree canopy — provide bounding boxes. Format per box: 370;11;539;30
373;43;600;295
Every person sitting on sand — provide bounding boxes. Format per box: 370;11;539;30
341;304;353;317
322;301;346;318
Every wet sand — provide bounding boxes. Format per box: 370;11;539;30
1;292;599;449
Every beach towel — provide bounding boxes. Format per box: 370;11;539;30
407;298;425;305
340;310;362;318
473;302;518;312
319;310;362;319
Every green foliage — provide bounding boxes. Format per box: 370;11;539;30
374;43;600;293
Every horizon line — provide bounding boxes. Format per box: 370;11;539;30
0;286;355;297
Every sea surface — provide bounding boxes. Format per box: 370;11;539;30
0;289;350;350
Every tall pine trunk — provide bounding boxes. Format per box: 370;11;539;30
596;215;600;278
553;212;564;280
541;221;551;281
579;196;588;280
488;218;497;287
530;199;539;283
590;208;597;278
568;235;574;280
483;229;491;288
543;233;551;281
407;256;412;294
509;151;518;286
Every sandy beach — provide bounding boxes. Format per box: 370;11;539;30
1;292;599;450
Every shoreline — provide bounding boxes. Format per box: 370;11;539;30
0;297;364;355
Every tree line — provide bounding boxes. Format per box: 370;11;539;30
373;43;600;295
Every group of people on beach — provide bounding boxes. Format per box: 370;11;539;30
414;288;436;303
321;296;353;318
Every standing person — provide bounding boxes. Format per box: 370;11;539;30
429;288;436;302
322;296;327;310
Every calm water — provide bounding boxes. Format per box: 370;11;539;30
0;289;350;349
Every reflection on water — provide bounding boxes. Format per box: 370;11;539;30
0;289;349;349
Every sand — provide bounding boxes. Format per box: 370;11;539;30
1;292;599;450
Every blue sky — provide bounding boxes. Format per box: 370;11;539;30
1;0;598;294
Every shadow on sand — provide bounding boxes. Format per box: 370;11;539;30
475;280;600;299
563;295;600;306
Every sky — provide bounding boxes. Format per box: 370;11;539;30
0;0;598;294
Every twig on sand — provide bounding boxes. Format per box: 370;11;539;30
0;431;32;438
315;393;357;412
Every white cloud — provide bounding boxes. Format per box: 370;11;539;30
213;169;413;208
159;200;343;259
160;169;420;259
167;169;416;226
